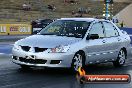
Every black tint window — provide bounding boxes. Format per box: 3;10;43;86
40;20;90;38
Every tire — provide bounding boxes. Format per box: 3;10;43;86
71;52;85;72
113;49;126;67
20;65;31;70
79;76;86;84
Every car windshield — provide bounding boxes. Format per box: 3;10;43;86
40;20;91;38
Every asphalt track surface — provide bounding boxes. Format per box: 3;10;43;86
0;55;132;88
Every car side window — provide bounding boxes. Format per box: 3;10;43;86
103;22;119;37
89;22;104;38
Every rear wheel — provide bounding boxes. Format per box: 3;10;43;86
113;49;126;67
71;52;85;72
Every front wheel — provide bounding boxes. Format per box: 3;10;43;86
113;50;126;67
71;53;85;72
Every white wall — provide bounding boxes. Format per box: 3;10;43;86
114;4;132;28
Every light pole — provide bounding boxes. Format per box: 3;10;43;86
105;0;109;19
103;0;113;19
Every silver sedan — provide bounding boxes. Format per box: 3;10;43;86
12;18;131;71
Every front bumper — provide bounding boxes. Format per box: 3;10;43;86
12;48;74;68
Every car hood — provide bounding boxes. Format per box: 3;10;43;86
16;35;81;48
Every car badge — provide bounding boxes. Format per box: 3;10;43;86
26;55;36;60
29;47;35;53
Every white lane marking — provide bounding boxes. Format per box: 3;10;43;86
0;53;5;55
89;62;93;64
103;53;107;55
109;52;113;54
96;54;100;56
0;43;14;47
96;61;99;63
87;55;92;57
0;53;12;56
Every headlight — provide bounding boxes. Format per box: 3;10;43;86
13;44;21;50
49;45;70;53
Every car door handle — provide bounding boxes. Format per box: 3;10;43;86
117;38;121;41
102;40;106;43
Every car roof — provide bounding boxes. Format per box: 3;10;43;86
59;18;105;22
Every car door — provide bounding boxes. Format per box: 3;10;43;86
85;22;107;64
102;21;121;61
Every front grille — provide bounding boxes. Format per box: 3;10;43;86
34;47;48;52
21;46;30;52
20;46;47;52
12;56;17;60
50;60;61;64
19;57;47;64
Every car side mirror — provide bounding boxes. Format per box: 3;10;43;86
86;34;99;40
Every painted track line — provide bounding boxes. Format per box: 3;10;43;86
0;53;12;56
